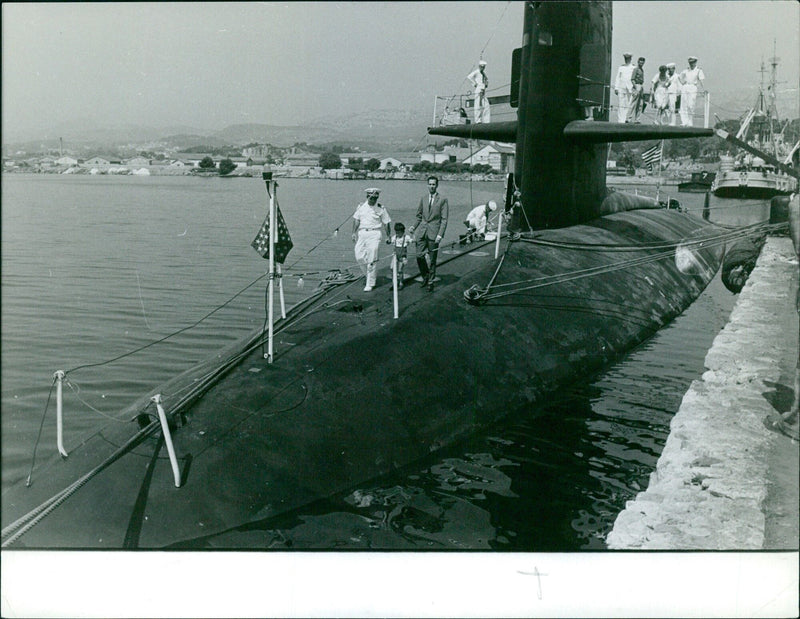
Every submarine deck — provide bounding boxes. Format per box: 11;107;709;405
2;207;726;549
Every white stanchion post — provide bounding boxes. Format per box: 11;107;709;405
54;370;68;458
151;394;181;488
277;263;286;319
704;92;711;129
494;209;504;259
392;256;399;319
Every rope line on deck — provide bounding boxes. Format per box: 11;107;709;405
2;421;159;548
467;220;787;302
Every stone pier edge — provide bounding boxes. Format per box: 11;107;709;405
606;235;798;550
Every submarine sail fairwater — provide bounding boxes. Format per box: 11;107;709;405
2;1;728;549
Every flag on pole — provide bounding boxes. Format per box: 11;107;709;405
251;203;293;263
641;142;663;171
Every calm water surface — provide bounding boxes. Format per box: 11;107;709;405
1;173;769;549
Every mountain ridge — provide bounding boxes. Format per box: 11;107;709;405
4;109;433;152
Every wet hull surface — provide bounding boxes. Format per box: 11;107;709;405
2;208;724;548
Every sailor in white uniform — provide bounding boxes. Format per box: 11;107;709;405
352;188;392;291
679;56;705;127
614;53;635;123
467;60;491;124
464;200;497;239
666;62;680;126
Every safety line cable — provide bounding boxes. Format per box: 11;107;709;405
517;219;773;253
24;377;57;488
64;274;267;376
477;222;786;301
485;222;767;294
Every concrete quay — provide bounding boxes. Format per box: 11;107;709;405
607;235;799;550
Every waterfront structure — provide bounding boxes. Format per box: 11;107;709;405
460;142;515;172
55;156;78;166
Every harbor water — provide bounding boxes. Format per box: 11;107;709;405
1;173;771;549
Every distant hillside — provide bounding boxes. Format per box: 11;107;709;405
3;108;432;153
212;109;430;147
3;118;206;145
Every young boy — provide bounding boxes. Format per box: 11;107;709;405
389;222;414;288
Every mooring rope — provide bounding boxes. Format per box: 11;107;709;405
465;220;787;303
2;420;159;548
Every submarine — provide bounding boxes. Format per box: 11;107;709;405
2;1;728;549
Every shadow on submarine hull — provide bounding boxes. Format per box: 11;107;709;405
1;207;723;548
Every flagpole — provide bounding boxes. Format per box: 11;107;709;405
265;165;275;363
275;183;286;320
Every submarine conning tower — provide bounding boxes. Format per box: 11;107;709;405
428;1;713;231
516;0;612;229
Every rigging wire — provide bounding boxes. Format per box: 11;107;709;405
64;274;267;376
24;377;57;488
475;221;786;301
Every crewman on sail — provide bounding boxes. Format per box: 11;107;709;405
467;60;491;124
352;188;392;292
614;53;635;123
651;64;670;125
629;57;646;123
666;63;680;126
679;56;705;127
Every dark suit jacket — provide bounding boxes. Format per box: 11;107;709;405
412;192;449;241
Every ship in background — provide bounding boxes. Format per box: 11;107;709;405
4;2;766;549
712;50;799;199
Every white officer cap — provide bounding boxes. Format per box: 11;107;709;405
488;200;497;211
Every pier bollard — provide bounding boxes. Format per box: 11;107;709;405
151;394;181;488
54;370;68;458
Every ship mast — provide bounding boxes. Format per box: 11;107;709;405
750;42;782;159
767;40;783;156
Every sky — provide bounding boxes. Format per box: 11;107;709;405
2;1;798;141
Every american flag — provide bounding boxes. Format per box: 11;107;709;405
251;203;293;263
641;142;663;171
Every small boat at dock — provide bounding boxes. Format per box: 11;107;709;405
678;171;715;193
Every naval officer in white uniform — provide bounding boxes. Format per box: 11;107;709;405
352;187;391;292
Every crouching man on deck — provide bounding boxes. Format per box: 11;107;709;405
461;200;497;244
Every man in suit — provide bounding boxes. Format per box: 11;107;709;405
409;175;449;291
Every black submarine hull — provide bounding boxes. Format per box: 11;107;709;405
2;207;723;548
